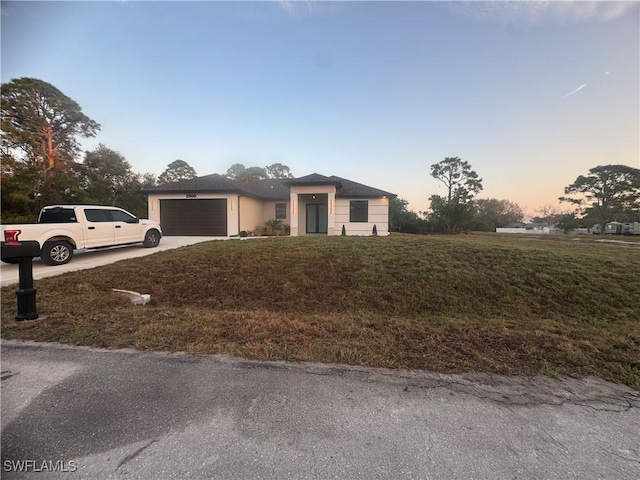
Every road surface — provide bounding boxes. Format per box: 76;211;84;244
1;341;639;479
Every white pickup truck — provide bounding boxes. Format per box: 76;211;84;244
1;205;162;266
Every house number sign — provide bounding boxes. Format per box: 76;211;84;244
186;193;197;198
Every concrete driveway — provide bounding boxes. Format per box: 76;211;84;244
0;236;222;287
1;341;639;480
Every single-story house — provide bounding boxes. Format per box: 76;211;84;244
144;173;396;237
496;223;563;235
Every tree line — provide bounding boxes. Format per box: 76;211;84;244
3;78;638;230
0;78;294;223
391;157;639;234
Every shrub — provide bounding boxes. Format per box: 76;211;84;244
253;219;290;236
264;219;286;236
1;214;37;224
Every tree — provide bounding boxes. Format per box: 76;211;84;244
1;160;42;223
555;212;589;233
140;171;158;189
559;164;640;233
225;163;268;183
428;157;483;233
389;197;428;233
473;198;524;231
427;195;477;233
225;162;295;182
1;77;100;199
157;159;197;185
225;163;248;180
1;151;86;221
237;166;268;183
265;163;294;179
389;197;409;231
430;157;483;202
79;144;147;215
530;204;568;226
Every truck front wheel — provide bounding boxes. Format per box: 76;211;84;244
143;229;161;248
41;241;74;266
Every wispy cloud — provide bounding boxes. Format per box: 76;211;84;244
279;1;317;16
564;83;587;97
451;1;638;25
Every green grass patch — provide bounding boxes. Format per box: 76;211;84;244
2;233;639;388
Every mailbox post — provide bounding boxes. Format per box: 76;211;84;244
1;239;40;321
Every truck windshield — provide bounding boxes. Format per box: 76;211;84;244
39;208;77;223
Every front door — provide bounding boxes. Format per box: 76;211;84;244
306;204;328;234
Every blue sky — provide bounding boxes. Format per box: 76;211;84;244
2;1;639;215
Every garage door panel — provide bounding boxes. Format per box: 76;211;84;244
160;199;227;236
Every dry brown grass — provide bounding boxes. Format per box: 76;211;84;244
2;233;639;388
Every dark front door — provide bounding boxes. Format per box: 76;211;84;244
306;204;328;234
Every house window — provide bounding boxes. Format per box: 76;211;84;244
349;200;368;222
275;203;287;220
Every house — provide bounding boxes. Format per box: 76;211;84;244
496;223;563;235
144;173;396;237
604;222;640;235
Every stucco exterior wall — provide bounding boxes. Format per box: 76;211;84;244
147;193;240;236
146;188;390;237
297;194;333;236
290;185;336;236
334;198;389;236
261;201;290;225
239;196;264;233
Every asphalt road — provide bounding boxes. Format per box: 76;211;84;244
1;341;638;480
0;236;226;287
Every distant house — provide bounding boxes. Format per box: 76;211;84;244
496;223;563;235
605;222;626;235
603;222;640;235
144;173;395;237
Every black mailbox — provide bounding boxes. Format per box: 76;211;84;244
1;240;40;262
1;240;40;321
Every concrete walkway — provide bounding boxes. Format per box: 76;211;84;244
1;341;638;479
1;236;222;287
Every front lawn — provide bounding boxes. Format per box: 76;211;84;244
2;234;639;388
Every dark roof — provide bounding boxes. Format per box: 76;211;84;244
239;179;291;201
144;173;395;200
143;173;241;193
331;176;396;198
282;173;343;187
281;173;395;198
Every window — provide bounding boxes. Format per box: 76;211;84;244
39;208;77;223
109;209;138;223
275;203;287;220
349;200;368;223
84;209;111;223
